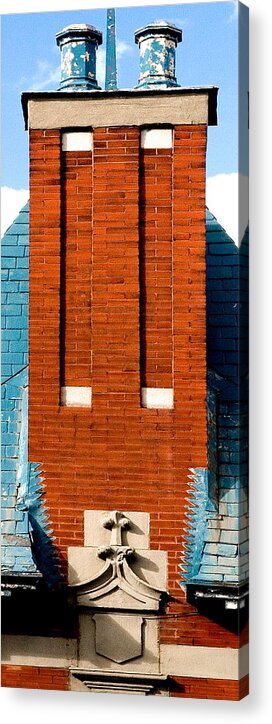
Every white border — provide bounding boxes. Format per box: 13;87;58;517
1;0;271;722
0;0;248;13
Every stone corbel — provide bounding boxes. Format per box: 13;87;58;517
68;510;168;612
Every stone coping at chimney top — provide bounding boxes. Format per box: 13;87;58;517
21;86;218;130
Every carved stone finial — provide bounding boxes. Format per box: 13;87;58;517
97;545;113;560
101;516;115;530
119;516;130;529
96;545;135;562
100;511;131;547
116;546;135;562
69;510;167;613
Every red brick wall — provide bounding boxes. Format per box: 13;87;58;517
1;665;248;699
1;665;69;691
28;122;242;650
170;674;249;700
92;127;140;398
60;147;92;387
29;129;61;409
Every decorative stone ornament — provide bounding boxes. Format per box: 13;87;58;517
134;21;182;89
68;510;168;682
93;614;143;663
56;24;103;91
68;510;167;612
84;509;150;549
70;670;169;695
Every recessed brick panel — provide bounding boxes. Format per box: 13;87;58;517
139;145;173;389
29;129;61;414
91;126;140;398
60;146;92;388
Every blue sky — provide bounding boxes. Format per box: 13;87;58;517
1;1;249;241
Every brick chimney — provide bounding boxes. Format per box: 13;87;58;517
22;20;218;694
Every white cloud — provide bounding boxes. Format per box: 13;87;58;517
16;38;133;94
1;187;29;237
206;173;249;245
96;47;106;88
227;1;239;24
28;61;60;91
3;60;60;94
164;16;193;29
117;40;133;58
97;39;133;88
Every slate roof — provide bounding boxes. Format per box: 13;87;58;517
1;204;59;586
1;204;35;577
184;211;249;586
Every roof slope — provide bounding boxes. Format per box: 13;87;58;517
183;211;249;586
1;204;59;584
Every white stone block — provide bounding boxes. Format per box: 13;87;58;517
61;386;92;407
62;131;93;151
141;128;173;149
1;635;77;668
141;387;174;409
160;643;249;680
84;509;150;548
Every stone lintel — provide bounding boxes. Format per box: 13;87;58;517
160;643;249;680
1;635;77;667
22;87;218;130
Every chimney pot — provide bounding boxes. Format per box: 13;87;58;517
56;23;103;91
134;20;182;89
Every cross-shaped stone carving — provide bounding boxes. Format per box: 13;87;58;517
69;509;167;612
102;511;130;545
97;511;134;561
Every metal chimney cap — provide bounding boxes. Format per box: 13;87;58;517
135;20;182;46
56;23;102;46
56;22;102;91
